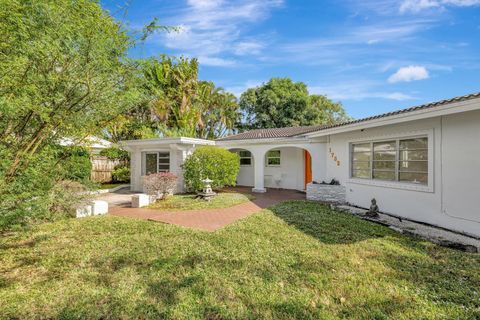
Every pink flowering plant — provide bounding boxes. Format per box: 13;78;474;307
143;172;178;201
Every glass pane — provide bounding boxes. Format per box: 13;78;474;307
267;158;280;165
400;138;427;150
373;141;396;161
353;152;371;161
373;141;396;151
399;172;428;184
352;169;370;179
373;150;396;161
145;153;157;175
352;161;370;170
400;150;428;161
352;143;371;153
240;158;251;165
158;152;170;158
267;150;280;157
158;164;169;171
399;161;428;172
373;161;395;170
373;170;395;181
239;150;251;157
158;158;170;164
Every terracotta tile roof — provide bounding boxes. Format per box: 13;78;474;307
216;125;327;141
218;92;480;141
318;91;480;132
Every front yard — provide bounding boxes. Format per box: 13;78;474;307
1;201;479;319
147;191;255;211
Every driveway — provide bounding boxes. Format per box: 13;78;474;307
101;187;305;232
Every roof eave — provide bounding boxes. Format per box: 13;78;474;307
306;97;480;138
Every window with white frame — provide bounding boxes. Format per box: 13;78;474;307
145;151;170;175
266;150;281;166
351;137;428;185
238;150;252;166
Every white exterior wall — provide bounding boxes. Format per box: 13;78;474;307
129;143;196;193
264;147;305;190
236;147;306;190
223;141;327;192
325;110;480;237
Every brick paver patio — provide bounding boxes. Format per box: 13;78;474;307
107;187;305;232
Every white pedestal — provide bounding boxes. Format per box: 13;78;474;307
91;200;108;215
132;194;150;208
76;205;93;218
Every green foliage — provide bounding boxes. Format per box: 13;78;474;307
59;147;92;181
104;56;240;141
0;0;142;229
112;165;130;183
100;147;130;161
239;77;351;129
183;146;240;192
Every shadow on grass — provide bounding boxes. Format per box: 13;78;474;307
269;200;392;245
270;200;480;315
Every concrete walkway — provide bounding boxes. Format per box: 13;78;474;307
105;187;305;232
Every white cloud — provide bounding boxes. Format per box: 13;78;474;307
388;65;429;83
156;0;283;66
309;82;416;101
198;56;237;67
400;0;480;13
233;41;265;55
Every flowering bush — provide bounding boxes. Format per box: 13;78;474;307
143;172;178;201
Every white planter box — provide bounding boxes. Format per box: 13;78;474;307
132;194;150;208
91;200;108;215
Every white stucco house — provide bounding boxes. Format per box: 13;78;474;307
122;92;480;237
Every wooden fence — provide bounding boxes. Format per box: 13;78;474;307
90;156;125;183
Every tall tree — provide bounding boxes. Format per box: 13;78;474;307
0;0;144;228
239;78;350;129
105;56;240;140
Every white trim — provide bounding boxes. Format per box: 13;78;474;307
142;150;171;175
237;150;253;167
307;98;480;138
265;149;281;167
121;137;214;150
346;129;434;192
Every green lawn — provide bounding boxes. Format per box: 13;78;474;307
147;191;255;211
1;201;479;319
99;182;126;190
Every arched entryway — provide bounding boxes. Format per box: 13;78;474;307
263;146;312;191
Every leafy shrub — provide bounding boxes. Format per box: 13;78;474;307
112;165;130;182
0;146;93;230
143;172;178;200
47;180;93;219
100;147;130;161
60;147;92;181
183;146;240;192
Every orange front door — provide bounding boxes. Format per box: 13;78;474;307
304;150;312;189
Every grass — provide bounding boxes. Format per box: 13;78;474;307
99;182;126;190
147;191;255;211
1;201;479;319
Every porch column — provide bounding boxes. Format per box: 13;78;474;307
130;148;142;192
251;149;266;193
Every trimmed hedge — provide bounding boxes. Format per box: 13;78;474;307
183;146;240;192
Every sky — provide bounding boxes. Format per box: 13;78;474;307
101;0;480;119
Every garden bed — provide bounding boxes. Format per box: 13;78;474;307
147;191;255;211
